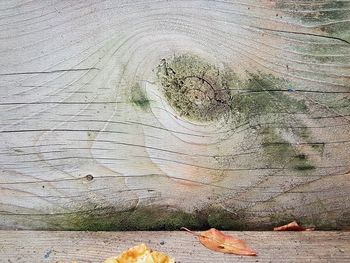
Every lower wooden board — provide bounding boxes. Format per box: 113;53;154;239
0;231;349;263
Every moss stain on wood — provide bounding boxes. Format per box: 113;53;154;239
156;55;308;123
38;206;247;231
156;54;317;173
130;83;150;111
280;1;350;41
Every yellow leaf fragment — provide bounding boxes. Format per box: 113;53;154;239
103;243;175;263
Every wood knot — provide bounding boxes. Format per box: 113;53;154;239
156;54;231;122
85;174;94;181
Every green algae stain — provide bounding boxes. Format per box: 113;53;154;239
303;1;350;42
290;152;316;171
156;54;307;124
67;207;198;231
269;211;340;230
293;163;316;171
155;54;318;172
261;127;296;163
130;83;150;111
44;206;249;231
261;127;316;172
206;208;248;230
41;203;344;231
276;0;350;42
34;203;345;231
229;73;307;124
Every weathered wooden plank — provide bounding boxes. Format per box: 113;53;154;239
0;231;349;263
0;0;349;230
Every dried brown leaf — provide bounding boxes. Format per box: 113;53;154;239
181;227;257;256
273;221;315;231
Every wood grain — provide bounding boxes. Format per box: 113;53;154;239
1;230;349;263
0;0;349;230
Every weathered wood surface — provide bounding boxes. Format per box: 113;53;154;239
1;231;349;263
0;0;349;230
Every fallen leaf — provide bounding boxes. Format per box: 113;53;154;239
103;243;175;263
181;227;257;256
273;221;315;231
